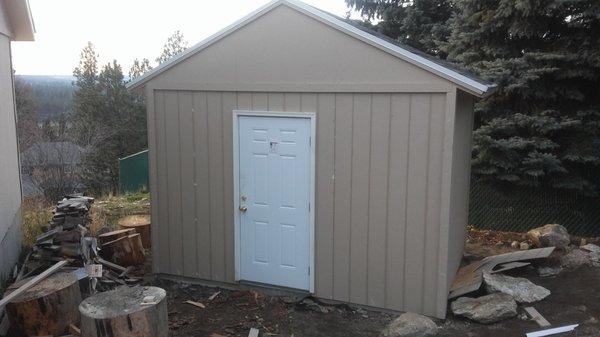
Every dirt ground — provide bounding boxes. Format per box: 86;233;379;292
149;230;600;337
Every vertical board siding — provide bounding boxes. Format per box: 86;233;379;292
165;91;184;275
152;90;448;316
315;94;335;299
367;94;391;307
349;94;371;305
179;92;197;277
193;92;211;279
332;94;353;302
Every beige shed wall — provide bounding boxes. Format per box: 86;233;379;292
0;30;22;281
147;5;450;92
446;90;474;288
148;89;455;317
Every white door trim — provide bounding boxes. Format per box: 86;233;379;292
232;110;316;293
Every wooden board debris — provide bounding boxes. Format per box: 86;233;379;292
248;327;259;337
184;300;206;309
449;247;555;298
526;324;579;337
524;307;551;327
208;291;221;302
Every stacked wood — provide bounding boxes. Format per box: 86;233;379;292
79;286;168;337
101;233;145;266
118;215;152;248
5;271;81;336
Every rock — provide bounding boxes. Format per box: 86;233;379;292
526;224;570;248
380;312;437;336
580;243;600;253
300;298;334;313
451;293;517;324
483;272;550;303
537;266;562;277
561;248;600;268
511;241;520;249
520;242;530;250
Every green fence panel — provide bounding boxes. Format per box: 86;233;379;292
469;179;600;237
119;150;149;194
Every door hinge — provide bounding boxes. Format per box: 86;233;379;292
309;137;312;146
308;202;311;212
308;266;310;275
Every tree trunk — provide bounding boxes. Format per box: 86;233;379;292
80;286;167;337
119;222;151;248
97;228;135;245
102;234;145;266
6;271;81;336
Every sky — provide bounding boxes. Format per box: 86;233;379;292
11;0;361;76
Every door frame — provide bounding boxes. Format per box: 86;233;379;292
232;110;316;293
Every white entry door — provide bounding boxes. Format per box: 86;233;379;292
237;115;311;290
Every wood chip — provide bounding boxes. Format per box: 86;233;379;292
249;327;259;337
69;323;81;335
184;300;206;309
208;291;221;301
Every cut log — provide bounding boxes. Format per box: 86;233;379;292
79;286;167;337
97;228;135;245
118;215;151;248
5;271;81;336
102;234;145;266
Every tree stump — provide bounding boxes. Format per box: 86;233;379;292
102;234;145;266
118;215;151;248
79;286;167;337
97;228;135;245
6;271;81;336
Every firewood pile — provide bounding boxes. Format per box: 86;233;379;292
16;195;145;293
0;195;152;336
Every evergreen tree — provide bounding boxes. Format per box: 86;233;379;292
445;0;600;195
129;58;153;79
72;42;103;147
345;0;454;57
156;30;188;64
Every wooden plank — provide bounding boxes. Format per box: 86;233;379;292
367;94;390;307
193;91;211;279
526;324;579;337
222;92;236;282
0;261;68;308
314;93;335;299
207;92;225;281
248;328;259;337
349;93;371;305
179;91;197;277
300;93;317;113
524;307;551;327
385;94;410;310
332;93;353;302
154;91;170;273
423;94;445;315
165;91;184;275
404;94;431;313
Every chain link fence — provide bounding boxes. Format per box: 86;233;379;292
469;179;600;237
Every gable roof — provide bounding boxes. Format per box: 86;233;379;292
127;0;495;97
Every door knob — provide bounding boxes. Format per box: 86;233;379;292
239;205;248;212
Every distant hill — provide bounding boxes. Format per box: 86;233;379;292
17;75;75;121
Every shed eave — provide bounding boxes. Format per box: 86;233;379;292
126;0;493;96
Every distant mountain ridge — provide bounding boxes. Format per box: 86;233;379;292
17;75;75;121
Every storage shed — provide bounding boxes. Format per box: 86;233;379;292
127;0;495;318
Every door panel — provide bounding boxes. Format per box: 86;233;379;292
238;115;311;290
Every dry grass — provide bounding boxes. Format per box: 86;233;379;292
90;192;150;235
21;198;53;247
118;214;150;227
